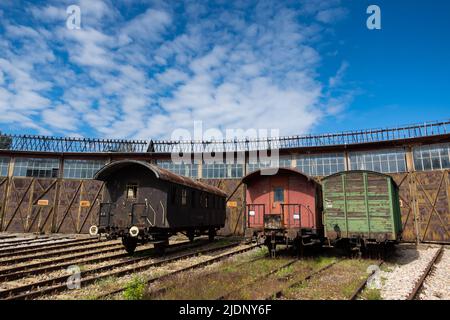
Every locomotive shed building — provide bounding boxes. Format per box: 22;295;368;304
0;120;449;244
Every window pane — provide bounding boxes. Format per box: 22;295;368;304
0;157;10;176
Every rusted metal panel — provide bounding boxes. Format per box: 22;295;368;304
414;170;450;243
78;180;104;233
27;179;57;233
55;180;104;234
390;173;417;242
0;177;9;229
1;177;57;233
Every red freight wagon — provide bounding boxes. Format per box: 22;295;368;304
242;168;323;256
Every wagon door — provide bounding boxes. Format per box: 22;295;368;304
266;177;288;229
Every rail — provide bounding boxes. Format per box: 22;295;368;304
1;119;449;153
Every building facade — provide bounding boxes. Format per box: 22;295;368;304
0;120;449;243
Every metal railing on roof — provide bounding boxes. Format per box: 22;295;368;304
149;120;450;153
0;134;148;153
0;120;449;154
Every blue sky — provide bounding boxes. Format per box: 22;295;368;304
0;0;449;139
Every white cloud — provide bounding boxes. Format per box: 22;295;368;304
42;105;79;131
316;7;349;24
0;0;354;139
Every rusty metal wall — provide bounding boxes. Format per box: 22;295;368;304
390;171;450;243
0;177;104;234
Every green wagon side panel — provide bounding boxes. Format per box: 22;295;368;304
323;171;402;242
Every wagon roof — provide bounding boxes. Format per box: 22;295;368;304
241;167;320;185
94;160;227;197
321;170;399;187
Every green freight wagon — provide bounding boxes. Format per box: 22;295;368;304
321;170;402;255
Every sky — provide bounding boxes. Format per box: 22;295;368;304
0;0;449;140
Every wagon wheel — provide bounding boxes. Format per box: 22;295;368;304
208;228;216;242
154;240;168;255
122;236;138;254
187;230;195;242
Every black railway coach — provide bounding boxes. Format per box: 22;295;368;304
90;160;227;253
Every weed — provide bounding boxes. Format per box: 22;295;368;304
363;288;382;300
123;276;146;300
275;265;294;278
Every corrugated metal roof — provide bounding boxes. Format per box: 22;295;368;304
94;160;227;197
241;167;319;185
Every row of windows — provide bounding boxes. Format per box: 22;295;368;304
202;163;244;179
63;159;107;179
296;153;345;176
246;156;292;174
13;158;60;178
349;149;407;174
156;160;199;178
6;158;108;179
1;143;450;178
413;143;450;171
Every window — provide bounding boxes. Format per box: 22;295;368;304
413;143;450;171
156;160;198;178
202;161;244;179
204;194;208;208
296;153;345;176
181;189;187;206
0;157;10;176
63;159;107;179
13;158;60;178
126;184;138;199
349;149;407;173
274;187;284;202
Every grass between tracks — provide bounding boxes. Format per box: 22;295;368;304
142;249;343;300
281;259;378;300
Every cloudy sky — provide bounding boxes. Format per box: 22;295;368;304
0;0;449;140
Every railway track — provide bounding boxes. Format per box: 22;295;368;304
0;239;208;282
349;260;384;300
87;243;259;300
0;240;246;300
0;237;67;248
0;243;126;276
407;246;444;300
0;238;99;258
216;258;299;300
145;254;268;300
266;259;342;300
0;234;18;240
0;241;122;265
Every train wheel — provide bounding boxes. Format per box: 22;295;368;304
208;228;216;242
187;230;195;242
154;240;168;255
122;236;138;254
